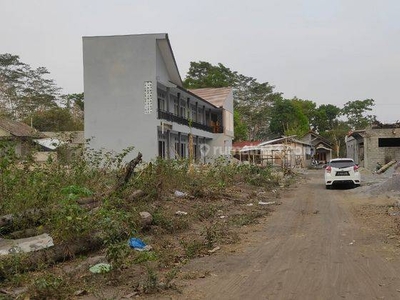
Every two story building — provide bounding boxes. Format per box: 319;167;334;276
83;33;234;162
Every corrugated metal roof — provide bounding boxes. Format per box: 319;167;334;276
34;138;64;150
189;87;232;108
42;131;85;144
0;118;43;138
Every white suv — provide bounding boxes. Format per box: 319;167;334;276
324;158;361;189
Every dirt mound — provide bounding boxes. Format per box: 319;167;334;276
368;174;400;195
359;167;373;175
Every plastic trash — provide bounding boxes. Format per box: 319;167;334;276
128;237;152;251
175;211;188;215
174;190;187;197
0;233;54;256
258;201;276;205
89;263;111;274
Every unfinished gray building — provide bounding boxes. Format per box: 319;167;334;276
346;122;400;170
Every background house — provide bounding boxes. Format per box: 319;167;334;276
346;122;400;170
233;136;311;168
83;33;234;162
38;131;85;162
301;131;333;164
0;117;44;157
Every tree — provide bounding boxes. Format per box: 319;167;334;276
183;61;282;140
234;74;282;140
269;99;310;137
0;53;60;120
183;61;237;89
24;107;83;132
233;110;248;141
292;98;317;122
312;104;341;132
341;99;376;130
320;121;351;158
62;93;84;111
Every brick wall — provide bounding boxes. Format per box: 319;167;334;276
364;128;400;170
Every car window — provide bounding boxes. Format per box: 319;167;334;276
329;160;355;168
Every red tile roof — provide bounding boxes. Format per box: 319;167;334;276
189;87;232;107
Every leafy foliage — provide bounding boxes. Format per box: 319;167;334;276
0;53;60;120
182;60;378;146
183;61;237;88
233;110;248;141
269;98;309;137
341;99;376;130
23;107;83;131
184;61;282;140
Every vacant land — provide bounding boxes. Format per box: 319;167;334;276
149;170;400;300
2;166;400;300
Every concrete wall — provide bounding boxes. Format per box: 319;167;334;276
364;128;400;170
346;136;359;164
83;34;165;162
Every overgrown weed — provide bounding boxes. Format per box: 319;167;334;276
0;141;290;297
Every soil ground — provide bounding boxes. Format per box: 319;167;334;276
146;169;400;300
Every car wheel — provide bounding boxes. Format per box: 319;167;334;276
326;185;331;190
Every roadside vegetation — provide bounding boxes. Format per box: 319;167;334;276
0;143;293;299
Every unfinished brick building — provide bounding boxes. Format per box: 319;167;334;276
346;122;400;170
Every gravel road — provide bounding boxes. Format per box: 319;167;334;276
172;169;400;300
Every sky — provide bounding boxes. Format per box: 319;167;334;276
1;0;399;123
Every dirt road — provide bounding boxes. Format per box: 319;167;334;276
174;170;400;300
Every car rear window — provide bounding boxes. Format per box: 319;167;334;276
329;160;355;168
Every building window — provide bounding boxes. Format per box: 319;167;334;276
197;107;203;124
172;95;179;115
180;100;186;118
181;143;186;158
158;140;166;158
157;89;166;111
191;104;196;121
378;138;400;147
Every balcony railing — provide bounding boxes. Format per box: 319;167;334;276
157;109;223;133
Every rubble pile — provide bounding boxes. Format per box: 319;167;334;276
368;173;400;195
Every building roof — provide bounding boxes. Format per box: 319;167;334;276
0;118;43;138
258;136;311;147
304;130;333;147
156;34;183;86
34;138;65;150
189;87;232;108
237;136;311;152
42;131;85;144
232;140;262;149
371;121;400;129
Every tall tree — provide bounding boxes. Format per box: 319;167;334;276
312;104;341;132
233;110;248;142
24;107;83;132
269;99;310;137
183;61;237;89
341;99;376;130
0;53;60;120
234;74;281;140
62;93;84;111
320;121;351;158
292;98;317;122
184;61;281;140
